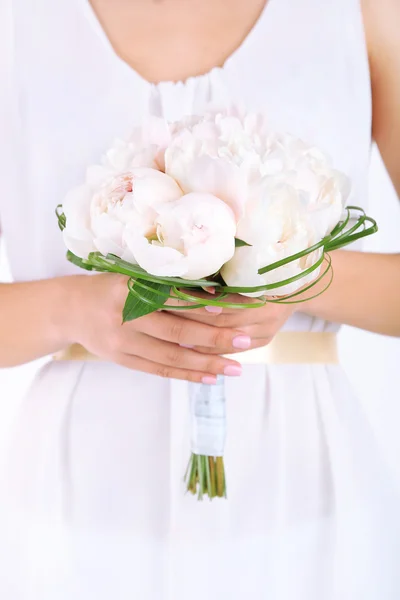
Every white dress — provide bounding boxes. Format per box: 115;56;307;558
1;0;400;598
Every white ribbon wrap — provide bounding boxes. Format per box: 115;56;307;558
189;375;226;457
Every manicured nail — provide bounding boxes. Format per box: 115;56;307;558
205;305;222;314
180;344;194;349
202;286;216;295
224;364;242;377
201;376;217;385
232;335;251;350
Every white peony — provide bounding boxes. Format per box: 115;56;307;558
165;111;349;237
103;116;171;173
215;123;350;297
124;193;237;280
164;111;270;220
221;186;322;297
259;132;350;237
62;166;183;260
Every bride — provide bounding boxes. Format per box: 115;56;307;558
0;0;399;598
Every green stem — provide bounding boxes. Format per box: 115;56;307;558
209;457;216;498
205;455;212;498
216;457;225;498
196;454;203;501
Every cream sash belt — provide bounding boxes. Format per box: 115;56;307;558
53;332;338;365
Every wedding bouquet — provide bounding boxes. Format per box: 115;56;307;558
56;108;377;500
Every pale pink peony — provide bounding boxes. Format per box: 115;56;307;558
124;193;237;280
62;167;183;260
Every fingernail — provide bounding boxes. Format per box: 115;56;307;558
205;305;222;314
202;286;216;295
179;344;194;349
224;364;242;377
232;335;251;350
201;376;217;385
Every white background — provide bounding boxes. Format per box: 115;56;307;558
0;146;399;474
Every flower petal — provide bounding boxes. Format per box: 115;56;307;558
62;184;94;256
141;116;171;149
62;230;96;259
156;192;236;279
85;165;113;187
124;230;188;277
63;184;92;229
183;238;235;280
93;237;125;258
166;154;247;220
221;246;266;297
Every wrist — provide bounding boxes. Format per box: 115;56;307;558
290;269;328;315
48;275;87;349
297;256;337;316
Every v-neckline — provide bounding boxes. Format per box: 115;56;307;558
81;0;274;88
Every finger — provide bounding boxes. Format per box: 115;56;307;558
193;337;272;356
163;291;222;315
178;301;293;330
177;308;266;328
118;331;243;376
114;353;219;385
164;290;262;316
130;311;252;351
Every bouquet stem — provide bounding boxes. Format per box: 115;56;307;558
185;453;226;500
186;375;227;500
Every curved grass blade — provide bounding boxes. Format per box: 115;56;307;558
56;205;66;231
325;216;378;251
265;255;333;304
326;207;351;239
67;250;98;271
172;287;268;309
223;251;324;294
258;239;326;275
105;255;220;288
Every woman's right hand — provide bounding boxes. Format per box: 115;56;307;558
66;273;250;383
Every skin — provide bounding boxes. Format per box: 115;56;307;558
0;0;399;380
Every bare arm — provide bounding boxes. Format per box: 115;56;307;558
0;273;248;379
0;278;75;366
304;251;400;336
304;0;400;337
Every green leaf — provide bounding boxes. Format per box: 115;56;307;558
234;238;252;248
122;280;171;322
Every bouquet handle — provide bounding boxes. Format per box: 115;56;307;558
185;376;227;499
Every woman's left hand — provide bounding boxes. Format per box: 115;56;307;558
173;295;295;355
